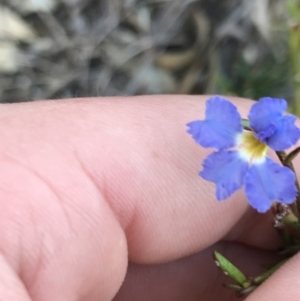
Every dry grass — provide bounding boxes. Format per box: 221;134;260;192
0;0;290;103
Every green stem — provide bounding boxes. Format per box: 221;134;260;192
253;259;289;284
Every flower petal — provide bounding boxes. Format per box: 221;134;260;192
187;96;242;149
266;115;300;150
244;158;297;213
248;97;287;133
248;97;300;149
200;150;248;200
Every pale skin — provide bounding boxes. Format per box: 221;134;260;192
0;95;299;300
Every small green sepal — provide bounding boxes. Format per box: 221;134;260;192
241;119;251;131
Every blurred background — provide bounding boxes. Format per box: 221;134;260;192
0;0;300;113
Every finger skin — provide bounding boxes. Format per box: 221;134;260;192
0;254;32;301
0;95;287;299
0;151;127;301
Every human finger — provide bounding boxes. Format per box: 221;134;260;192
0;95;288;300
0;95;279;266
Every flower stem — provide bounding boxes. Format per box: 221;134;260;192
253;259;288;284
276;150;300;217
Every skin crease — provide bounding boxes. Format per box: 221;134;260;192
0;95;298;301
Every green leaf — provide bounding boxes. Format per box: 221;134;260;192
213;251;248;286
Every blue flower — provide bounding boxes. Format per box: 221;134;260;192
187;96;300;213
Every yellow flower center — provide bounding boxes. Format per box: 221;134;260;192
237;132;268;163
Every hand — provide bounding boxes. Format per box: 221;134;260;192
0;95;297;301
